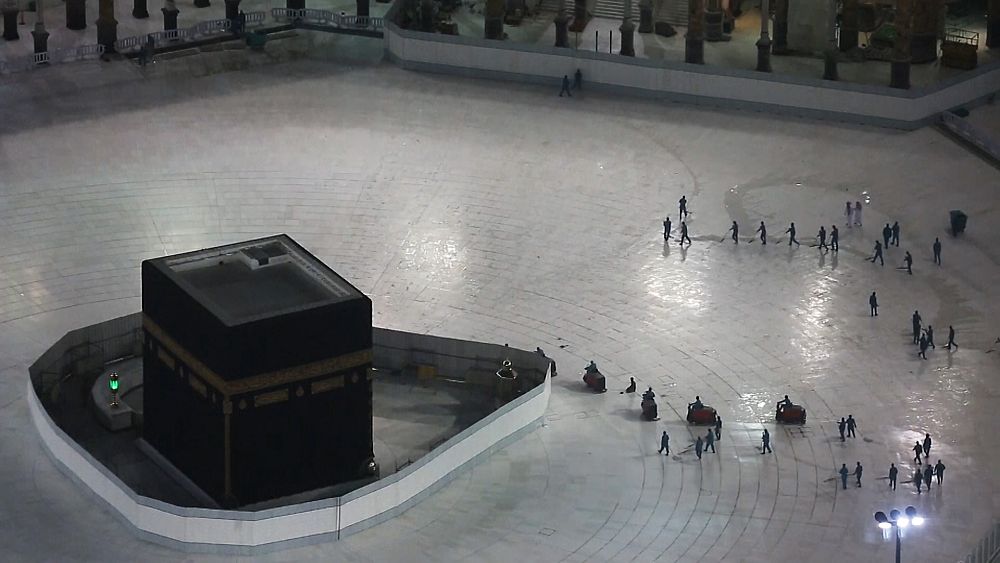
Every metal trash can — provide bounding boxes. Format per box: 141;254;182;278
950;210;967;235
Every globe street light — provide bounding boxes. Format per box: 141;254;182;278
874;506;923;563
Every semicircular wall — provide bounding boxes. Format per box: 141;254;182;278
27;313;551;554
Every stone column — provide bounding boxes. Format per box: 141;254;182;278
911;0;940;62
822;0;838;79
638;0;652;32
705;0;723;40
66;0;86;28
890;0;912;89
619;0;635;55
96;0;118;50
755;0;770;71
554;0;569;47
32;0;48;53
224;0;239;19
133;0;149;18
1;0;18;40
990;0;1000;48
685;0;704;63
839;0;857;51
772;0;787;53
484;0;503;38
161;0;179;30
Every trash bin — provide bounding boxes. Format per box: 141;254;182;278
950;210;967;235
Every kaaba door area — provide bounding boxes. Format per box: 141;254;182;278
142;235;375;508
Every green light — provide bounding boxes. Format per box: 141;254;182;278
109;373;119;392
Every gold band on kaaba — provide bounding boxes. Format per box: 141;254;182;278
143;314;373;401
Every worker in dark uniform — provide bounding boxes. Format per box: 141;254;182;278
934;460;945;484
902;251;912;274
945;325;958;349
870;241;884;266
912;311;922;344
658;431;669;455
830;225;839;252
846;415;857;438
914;469;923;493
695;435;703;460
933;237;942;265
729;221;739;244
855;462;864;487
891;221;900;246
761;429;772;453
882;224;892;248
680;221;691;245
817;226;828;250
714;415;722;440
663;216;672;241
839;464;849;490
704;429;716;453
785;223;800;246
643;387;656;401
913;441;924;464
756;221;767;245
838;417;846;441
918;334;929;359
869;291;878;317
926;325;935;349
922;433;932;457
923;464;933;491
559;75;572;97
679;195;688;219
888;463;898;490
624;377;636;393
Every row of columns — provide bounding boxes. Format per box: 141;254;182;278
6;0;372;57
549;0;1000;89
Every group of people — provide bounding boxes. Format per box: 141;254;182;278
835;424;948;493
911;311;958;360
656;413;728;460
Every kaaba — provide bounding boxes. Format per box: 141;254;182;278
142;235;374;508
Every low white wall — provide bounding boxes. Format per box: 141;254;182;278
27;327;551;553
384;24;1000;128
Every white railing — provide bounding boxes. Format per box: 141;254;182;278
244;10;266;25
269;7;383;29
965;522;1000;563
114;12;267;53
0;43;104;74
270;7;334;24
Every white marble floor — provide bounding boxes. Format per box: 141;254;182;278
1;52;999;562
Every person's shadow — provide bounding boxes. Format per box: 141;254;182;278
818;250;826;269
663;240;671;258
831;251;839;270
679;244;688;262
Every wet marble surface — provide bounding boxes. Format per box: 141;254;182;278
1;57;999;562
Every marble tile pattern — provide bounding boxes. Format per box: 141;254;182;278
1;56;999;562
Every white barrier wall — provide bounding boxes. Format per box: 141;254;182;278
384;24;1000;129
27;321;551;554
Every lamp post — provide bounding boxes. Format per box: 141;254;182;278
109;371;120;408
874;506;924;563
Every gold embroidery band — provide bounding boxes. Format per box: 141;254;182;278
189;377;208;398
142;314;372;397
253;388;289;407
310;375;345;394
